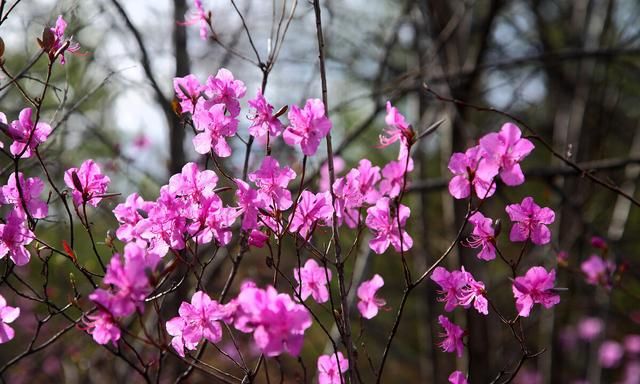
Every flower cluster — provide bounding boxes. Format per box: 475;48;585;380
113;162;237;255
431;266;488;315
448;123;534;200
232;281;312;357
85;244;160;345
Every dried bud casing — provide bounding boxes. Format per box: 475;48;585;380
494;219;502;237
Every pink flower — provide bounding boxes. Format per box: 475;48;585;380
365;197;412;254
248;90;284;138
356;159;381;204
449;371;468;384
437;315;464;358
182;0;209;40
447;145;499;200
357;274;386;319
379;157;414;198
64;159;111;207
431;267;488;315
204;68;246;117
192;103;238;157
89;244;160;318
0;209;34;266
173;74;204;113
0;294;20;344
317;352;349;384
0;172;48;219
50;15;81;64
465;212;496;261
294;259;332;303
512;267;561;317
431;267;468;312
169;162;219;198
289;191;333;239
332;169;364;228
248;229;268;248
283;99;332;156
505;197;555;245
599;340;624;368
7;108;52;158
580;254;615;287
233;282;312;357
166;291;226;357
113;193;152;244
248;156;297;211
577;317;603;341
457;272;489;315
479;123;534;186
235;179;264;231
379;101;414;148
84;309;120;346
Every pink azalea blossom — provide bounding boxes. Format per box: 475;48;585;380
181;0;209;40
0;294;20;344
505;197;555;245
173;74;204;113
64;159;111;207
599;340;624;368
431;267;469;312
379;157;414;198
166;291;226;357
233;282;312;357
457;271;489;315
289;191;333;239
356;159;381;204
247;90;284;138
248;156;297;211
294;259;332;303
317;352;349;384
113;193;152;244
169;162;218;199
580;254;615;287
449;371;468;384
332;169;364;228
465;212;497;261
84;309;120;346
89;243;160;318
204;68;246;117
235;179;264;231
0;209;34;266
192;102;238;157
283;99;332;156
447;145;499;200
0;172;48;219
135;187;188;255
7;108;52;158
365;197;412;254
379;101;414;148
512;267;561;317
50;15;81;64
431;267;488;315
357;274;386;319
248;229;269;248
437;315;465;358
479;123;534;186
